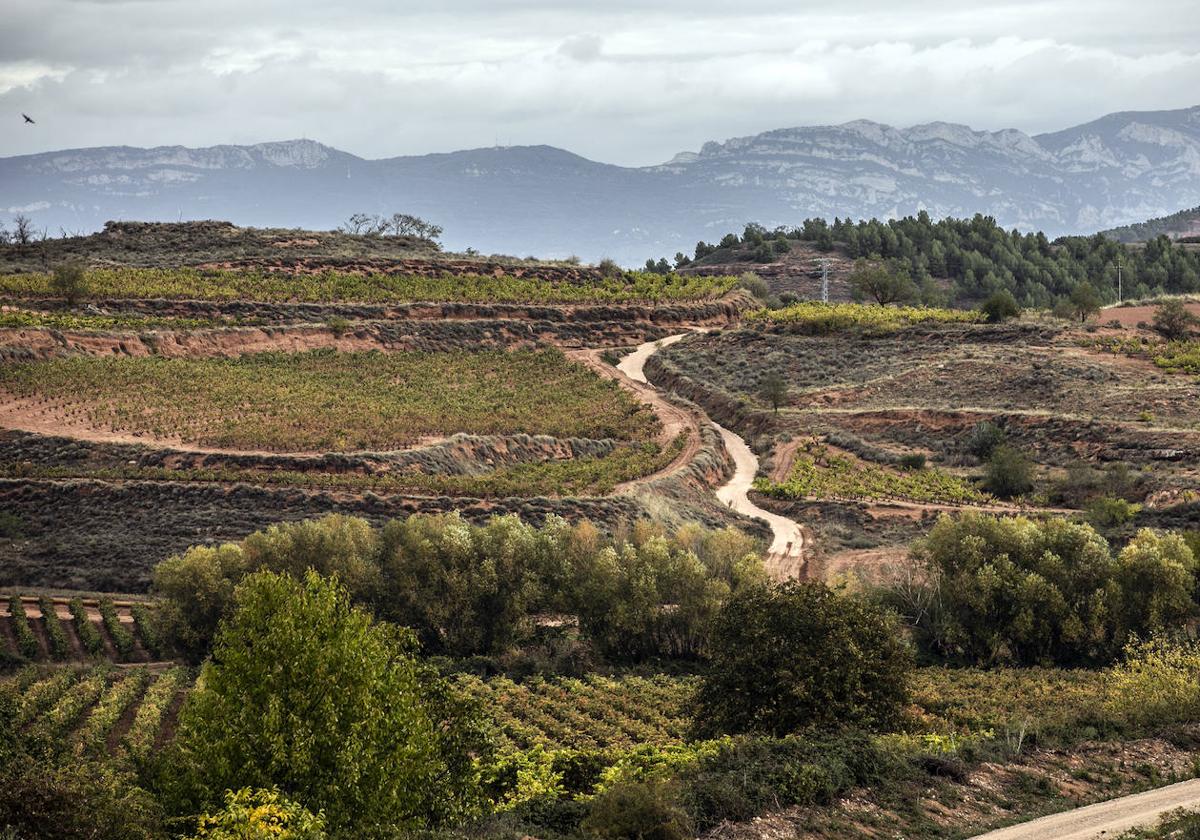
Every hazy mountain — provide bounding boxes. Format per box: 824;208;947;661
4;106;1200;263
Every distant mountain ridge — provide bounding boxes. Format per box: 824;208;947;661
4;105;1200;263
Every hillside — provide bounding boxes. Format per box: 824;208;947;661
1103;206;1200;243
5;105;1200;263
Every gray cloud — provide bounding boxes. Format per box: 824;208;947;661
2;0;1199;164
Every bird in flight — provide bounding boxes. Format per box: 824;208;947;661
22;114;35;124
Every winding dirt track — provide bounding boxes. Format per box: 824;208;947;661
616;334;805;578
970;778;1200;840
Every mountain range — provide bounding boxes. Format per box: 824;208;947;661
3;105;1200;263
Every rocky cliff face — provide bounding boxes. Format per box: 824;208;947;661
4;107;1199;262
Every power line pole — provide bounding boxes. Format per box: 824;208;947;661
820;259;830;303
1117;255;1123;303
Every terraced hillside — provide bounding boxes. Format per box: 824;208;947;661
0;222;755;592
648;304;1200;583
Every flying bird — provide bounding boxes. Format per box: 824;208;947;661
22;114;35;124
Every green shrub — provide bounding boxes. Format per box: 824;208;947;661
99;599;135;658
39;597;71;660
899;453;927;471
130;603;164;659
8;595;39;660
186;787;326;840
50;261;89;305
1086;496;1142;527
983;445;1034;498
981;289;1021;323
582;781;690;840
69;598;104;656
965;420;1006;460
1106;636;1200;729
1151;299;1198;341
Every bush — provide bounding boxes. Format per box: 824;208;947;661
50;261;89;305
981;289;1021;323
694;582;911;737
983;445;1034;498
899;453;927;471
38;597;71;660
1086;496;1142;527
69;598;103;657
8;595;39;660
1106;636;1200;729
1151;299;1198;341
582;781;690;840
738;273;769;300
187;787;326;840
965;420;1006;460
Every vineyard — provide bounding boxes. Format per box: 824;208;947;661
0;309;239;331
3;435;686;498
1;594;165;664
4;665;189;762
459;673;695;751
754;442;989;506
746;301;982;332
0;267;738;304
0;348;661;452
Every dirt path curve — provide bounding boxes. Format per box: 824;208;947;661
971;778;1200;840
615;334;805;579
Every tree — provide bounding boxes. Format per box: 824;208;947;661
901;514;1195;667
848;259;916;306
50;261;89;305
152;542;246;662
12;214;34;247
981;289;1021;323
1151;299;1198;341
694;582;911;737
170;570;485;836
983;445;1034;498
1069;282;1102;323
759;371;789;413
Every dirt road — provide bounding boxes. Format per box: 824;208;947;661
619;334;805;578
970;779;1200;839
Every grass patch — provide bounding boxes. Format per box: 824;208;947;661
0;348;660;452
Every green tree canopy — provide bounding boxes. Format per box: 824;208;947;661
694;582;912;737
169;570;486;836
905;513;1197;666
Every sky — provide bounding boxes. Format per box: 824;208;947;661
3;0;1200;166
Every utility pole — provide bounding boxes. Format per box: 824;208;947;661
1117;255;1123;303
820;259;830;303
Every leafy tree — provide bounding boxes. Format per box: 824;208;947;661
50;261;89;305
1151;299;1198;341
905;514;1196;666
169;570;485;837
965;420;1006;460
582;781;690;840
759;371;789;413
983;444;1034;498
1069;282;1103;323
153;542;246;662
187;788;326;840
848;259;916;306
980;289;1021;323
694;582;911;736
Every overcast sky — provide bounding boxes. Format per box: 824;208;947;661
3;0;1199;166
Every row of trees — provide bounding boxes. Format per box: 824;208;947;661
893;513;1199;666
153;513;767;664
337;212;443;242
